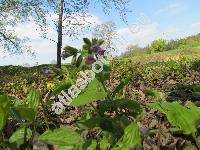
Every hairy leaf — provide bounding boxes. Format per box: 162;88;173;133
70;78;107;107
0;95;10;130
28;90;42;113
114;122;142;149
11;106;36;122
149;102;200;135
9;127;32;146
38;127;82;146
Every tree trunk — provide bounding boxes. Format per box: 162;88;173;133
56;0;63;68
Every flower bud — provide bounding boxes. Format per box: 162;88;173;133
85;56;96;65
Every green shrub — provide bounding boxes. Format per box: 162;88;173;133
149;39;168;53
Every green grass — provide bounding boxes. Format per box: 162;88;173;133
119;46;200;64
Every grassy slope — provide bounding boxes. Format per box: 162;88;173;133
0;46;200;80
120;47;200;64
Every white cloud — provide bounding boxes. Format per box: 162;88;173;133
115;23;159;51
0;13;102;65
155;2;185;16
191;22;200;28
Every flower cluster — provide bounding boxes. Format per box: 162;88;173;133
85;45;106;65
61;51;68;60
90;45;106;56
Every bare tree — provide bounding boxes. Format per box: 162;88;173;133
0;0;46;55
1;0;131;68
93;21;118;52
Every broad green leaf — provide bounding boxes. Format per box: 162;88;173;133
38;127;83;146
57;145;74;150
70;78;107;107
0;95;10;130
87;140;97;150
28;90;42;113
149;102;200;135
114;122;142;150
100;139;110;150
11;107;35;122
9;127;32;146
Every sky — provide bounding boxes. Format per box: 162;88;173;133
1;0;200;66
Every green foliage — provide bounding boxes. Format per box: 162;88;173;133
11;106;36;122
70;78;107;107
9;127;32;147
144;88;162;100
27;90;42;113
63;46;79;58
114;122;142;150
1;35;200;149
149;39;168;53
38;127;83;146
149;102;200;136
0;95;10;130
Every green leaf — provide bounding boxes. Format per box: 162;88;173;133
87;140;97;150
193;85;200;92
92;38;98;45
77;117;101;129
53;82;72;95
38;127;83;146
70;78;107;107
115;99;142;118
112;77;132;95
63;46;79;58
115;99;141;111
149;102;200;135
83;38;91;46
81;48;89;57
28;90;41;113
193;92;200;98
114;122;142;150
144;88;162;100
0;95;10;130
100;139;109;150
11;107;36;122
97;39;104;45
76;55;83;67
57;145;74;150
9;127;32;146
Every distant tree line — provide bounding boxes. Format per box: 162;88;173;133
121;33;200;57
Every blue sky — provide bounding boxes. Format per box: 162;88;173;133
1;0;200;66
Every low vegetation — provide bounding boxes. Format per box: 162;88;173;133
0;35;200;149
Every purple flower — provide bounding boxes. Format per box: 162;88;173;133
90;45;102;53
61;51;67;60
97;49;106;56
90;45;106;56
44;69;49;75
85;56;96;65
